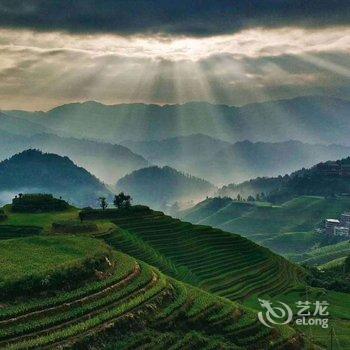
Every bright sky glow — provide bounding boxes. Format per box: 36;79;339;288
0;27;349;110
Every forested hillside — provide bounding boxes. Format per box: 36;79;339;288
218;157;350;202
0;130;149;184
0;150;111;207
117;166;216;210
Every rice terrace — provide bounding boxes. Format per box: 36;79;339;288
0;193;348;349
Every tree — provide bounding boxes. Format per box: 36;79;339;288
247;195;255;202
98;197;108;210
236;194;242;201
113;192;132;209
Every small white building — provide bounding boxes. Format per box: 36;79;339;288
325;219;340;235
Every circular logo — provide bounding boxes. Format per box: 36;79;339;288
258;298;293;328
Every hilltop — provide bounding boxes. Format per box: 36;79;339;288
0;150;111;207
117;166;216;210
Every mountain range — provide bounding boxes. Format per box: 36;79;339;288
4;96;350;145
124;136;350;184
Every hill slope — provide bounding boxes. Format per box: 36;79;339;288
117;166;216;210
0;150;111;207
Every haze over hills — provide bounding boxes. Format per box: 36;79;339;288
116;166;216;210
0;150;111;207
5;95;350;145
123;136;350;184
0;111;49;136
122;133;231;165
218;156;350;202
0;130;149;184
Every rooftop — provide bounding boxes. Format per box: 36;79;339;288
326;219;340;223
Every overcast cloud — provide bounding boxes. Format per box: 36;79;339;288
0;1;349;110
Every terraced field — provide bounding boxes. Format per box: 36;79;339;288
0;236;300;349
181;196;350;264
95;210;304;302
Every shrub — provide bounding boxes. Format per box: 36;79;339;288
0;210;7;222
0;225;42;239
12;194;69;213
79;205;150;221
52;220;98;234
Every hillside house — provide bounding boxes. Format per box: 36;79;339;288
324;213;350;236
325;219;340;235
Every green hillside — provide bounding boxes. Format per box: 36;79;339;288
91;207;350;349
96;208;304;301
181;196;350;263
0;150;111;207
0;233;300;349
2;199;350;349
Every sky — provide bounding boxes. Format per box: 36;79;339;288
0;0;349;111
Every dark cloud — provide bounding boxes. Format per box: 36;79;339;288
0;0;348;36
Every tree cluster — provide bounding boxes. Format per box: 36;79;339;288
98;193;132;210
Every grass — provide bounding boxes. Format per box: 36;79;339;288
0;250;299;350
295;241;350;265
0;235;111;297
1;205;79;232
319;257;347;270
